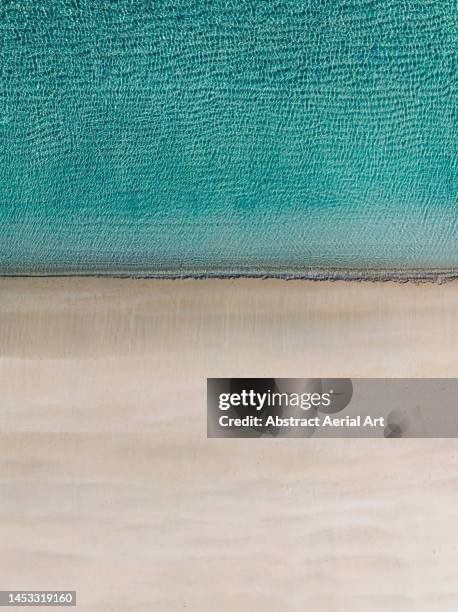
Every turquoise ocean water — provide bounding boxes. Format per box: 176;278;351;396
0;1;456;276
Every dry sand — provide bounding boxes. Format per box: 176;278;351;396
0;278;457;611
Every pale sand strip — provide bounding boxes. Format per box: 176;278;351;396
0;278;457;611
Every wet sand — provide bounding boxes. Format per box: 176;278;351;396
0;278;457;610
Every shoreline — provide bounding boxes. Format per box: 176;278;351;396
1;268;458;283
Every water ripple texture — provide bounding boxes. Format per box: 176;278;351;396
0;1;456;275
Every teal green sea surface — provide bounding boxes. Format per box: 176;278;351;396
0;1;456;276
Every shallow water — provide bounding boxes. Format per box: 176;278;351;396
0;1;456;274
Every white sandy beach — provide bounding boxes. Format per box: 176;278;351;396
0;278;457;610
